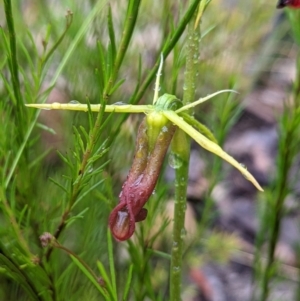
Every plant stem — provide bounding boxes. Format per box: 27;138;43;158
169;130;190;301
47;0;142;258
259;170;288;300
130;0;201;105
259;52;300;300
4;0;24;141
101;0;201;152
170;6;200;300
259;93;300;301
104;0;141;99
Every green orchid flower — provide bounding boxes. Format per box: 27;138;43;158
26;57;263;193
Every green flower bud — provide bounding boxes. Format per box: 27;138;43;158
146;111;169;152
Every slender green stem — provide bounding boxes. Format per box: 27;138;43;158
50;1;108;88
104;0;141;98
130;0;201;105
83;0;201;156
35;2;109;260
169;130;190;301
4;0;24;140
259;106;300;301
170;5;200;300
182;24;200;105
259;51;300;300
47;0;142;258
41;11;73;69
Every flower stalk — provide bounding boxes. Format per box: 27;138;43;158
169;2;201;299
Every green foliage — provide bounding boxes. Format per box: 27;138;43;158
251;9;300;301
1;0;299;300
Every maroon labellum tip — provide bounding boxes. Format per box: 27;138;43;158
110;208;134;241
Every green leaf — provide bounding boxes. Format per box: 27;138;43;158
0;255;39;301
57;151;73;170
28;148;53;169
99;111;115;131
49;0;109;86
65;207;90;227
73;126;85;155
18;37;36;77
87;150;109;164
41;10;73;68
79;125;89;144
110;78;126;95
17;204;28;227
97;261;117;301
36;122;56;135
2;151;11;183
107;229;117;294
72;178;105;208
107;4;117;62
107;43;114;79
0;72;17;105
97;40;108;86
25;29;39;64
146;249;171;260
122;264;133;301
70;255;110;301
49;177;69;194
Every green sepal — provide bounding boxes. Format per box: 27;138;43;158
179;112;218;144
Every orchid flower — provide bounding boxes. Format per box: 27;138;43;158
26;56;263;241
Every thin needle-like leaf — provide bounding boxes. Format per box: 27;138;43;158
70;255;110;301
153;54;164;104
107;229;117;294
122;264;133;301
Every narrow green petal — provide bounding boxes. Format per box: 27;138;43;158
25;103;152;113
175;89;236;113
163;110;263;191
153;53;164;104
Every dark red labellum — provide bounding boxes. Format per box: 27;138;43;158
109;118;176;241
